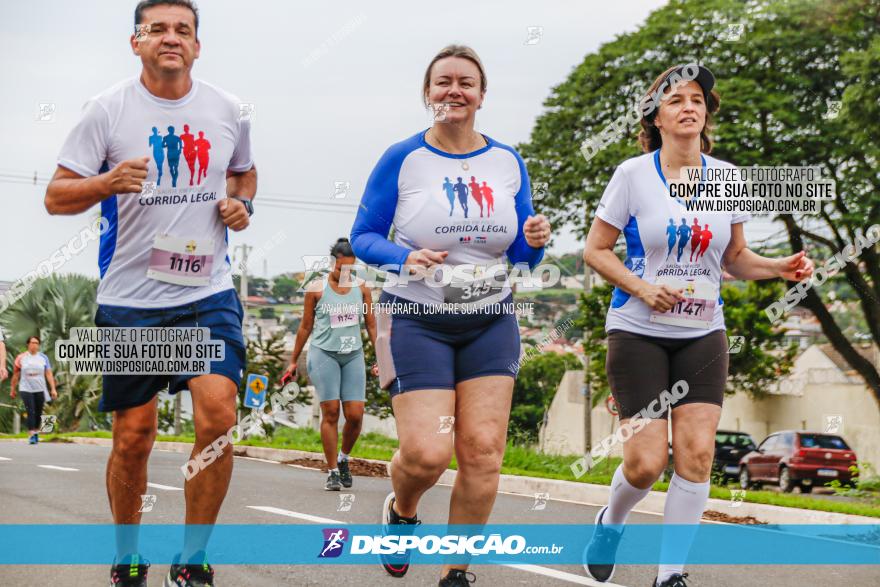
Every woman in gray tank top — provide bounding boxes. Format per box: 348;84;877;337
283;238;378;491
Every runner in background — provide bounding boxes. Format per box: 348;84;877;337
283;238;378;491
0;327;8;383
10;336;57;444
44;1;255;585
581;64;814;587
350;44;550;586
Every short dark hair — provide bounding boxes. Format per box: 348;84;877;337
27;335;40;345
330;238;355;259
134;0;199;35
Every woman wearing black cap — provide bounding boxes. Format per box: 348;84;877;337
581;65;814;587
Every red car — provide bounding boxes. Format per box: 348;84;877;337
738;431;857;493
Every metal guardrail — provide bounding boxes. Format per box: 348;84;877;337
0;402;21;434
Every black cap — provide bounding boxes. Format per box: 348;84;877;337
664;63;715;95
644;64;717;121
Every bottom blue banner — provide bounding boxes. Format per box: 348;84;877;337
0;524;877;565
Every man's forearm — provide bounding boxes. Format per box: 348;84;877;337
45;175;112;215
227;167;257;200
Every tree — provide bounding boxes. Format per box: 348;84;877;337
0;275;109;432
248;277;270;297
271;275;299;302
240;331;310;438
362;328;391;419
722;281;799;396
518;0;880;403
511;351;581;445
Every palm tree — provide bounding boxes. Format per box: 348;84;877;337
0;274;106;432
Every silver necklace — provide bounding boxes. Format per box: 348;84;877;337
430;129;485;170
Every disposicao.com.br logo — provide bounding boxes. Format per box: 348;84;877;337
318;528;349;558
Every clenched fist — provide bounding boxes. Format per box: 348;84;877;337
219;197;250;231
104;156;150;195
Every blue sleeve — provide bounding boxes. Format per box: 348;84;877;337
40;353;52;370
350;140;417;274
505;149;544;269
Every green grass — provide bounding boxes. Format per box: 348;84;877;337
702;485;880;518
4;430;878;517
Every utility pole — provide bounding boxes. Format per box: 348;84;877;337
235;244;253;308
173;394;181;436
582;245;593;463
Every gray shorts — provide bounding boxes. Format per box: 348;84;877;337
307;345;366;403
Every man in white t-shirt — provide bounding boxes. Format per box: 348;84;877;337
44;2;255;585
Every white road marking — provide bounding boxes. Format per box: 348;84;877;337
247;506;345;525
37;465;78;471
237;456;280;465
500;563;629;586
0;456;11;461
147;482;183;491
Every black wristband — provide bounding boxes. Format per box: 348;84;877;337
230;196;254;216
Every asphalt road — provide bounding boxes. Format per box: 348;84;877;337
0;441;877;586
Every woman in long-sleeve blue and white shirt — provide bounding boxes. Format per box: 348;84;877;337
349;44;552;584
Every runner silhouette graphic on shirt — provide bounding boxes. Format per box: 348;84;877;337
163;126;182;188
195;131;211;184
676;218;691;262
469;176;484;217
442;177;455;216
481;181;495;216
453;177;469;218
665;218;677;258
689;218;702;262
180;124;197;186
148;127;165;186
697;223;713;261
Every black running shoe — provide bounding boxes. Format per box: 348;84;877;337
439;569;476;586
583;506;623;582
338;459;353;488
164;551;215;586
325;470;342;491
109;554;149;586
654;573;690;587
380;491;421;578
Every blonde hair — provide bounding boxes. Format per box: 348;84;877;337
422;44;487;107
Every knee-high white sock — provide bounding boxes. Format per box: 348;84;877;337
605;464;652;525
656;473;709;584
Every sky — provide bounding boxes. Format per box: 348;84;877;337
0;0;781;283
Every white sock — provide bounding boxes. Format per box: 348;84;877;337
338;451;349;462
329;467;339;473
657;473;709;583
605;464;652;525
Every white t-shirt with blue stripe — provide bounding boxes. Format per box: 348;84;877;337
595;151;749;339
57;78;253;308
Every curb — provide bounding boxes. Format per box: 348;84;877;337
58;436;877;525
